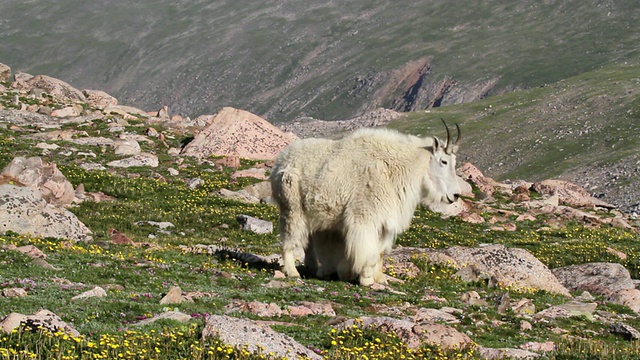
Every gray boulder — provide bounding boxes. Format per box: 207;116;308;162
0;184;92;242
202;315;321;360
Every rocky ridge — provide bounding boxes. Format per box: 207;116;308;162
1;62;640;359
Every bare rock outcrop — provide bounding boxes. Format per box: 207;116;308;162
443;244;571;296
181;107;298;160
1;156;76;206
202;315;322;360
0;62;10;82
552;262;635;295
83;89;118;109
531;179;614;208
26;75;86;102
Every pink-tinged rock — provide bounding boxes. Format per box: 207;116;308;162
0;62;10;82
181;107;298;161
26;75;85;102
231;167;268;180
273;270;286;279
286;302;335;317
520;341;556;352
14;245;47;259
82;89;117;109
103;104;150;118
336;316;473;350
531;179;614;208
608;289;640;313
459;211;485;224
516;213;536;222
247;301;283;317
456;162;496;196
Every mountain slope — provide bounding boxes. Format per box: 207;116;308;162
0;0;638;121
387;64;640;213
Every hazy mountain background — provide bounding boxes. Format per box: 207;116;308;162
1;0;638;121
1;0;639;212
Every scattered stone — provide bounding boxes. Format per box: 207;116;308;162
512;298;536;316
335;317;473;350
1;156;76;206
83;89;117;109
159;286;183;305
1;288;27;298
460;291;489;307
113;139;141;155
531;179;613;208
610;323;640;341
552;262;635;296
202;315;322;360
237;214;273;234
134;220;175;229
477;346;541;359
133;311;192;326
520;320;532;332
0;309;79;337
107;153;158;168
71;286;107;300
217;188;260;204
231;167;268;180
51;106;82;118
520;341;556;352
109;228;135;245
412;308;460;324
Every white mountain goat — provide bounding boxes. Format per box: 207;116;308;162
269;122;461;286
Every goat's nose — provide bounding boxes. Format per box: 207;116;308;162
453;193;461;200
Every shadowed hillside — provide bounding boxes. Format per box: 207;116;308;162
0;0;638;122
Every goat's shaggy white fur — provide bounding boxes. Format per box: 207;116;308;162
270;128;460;285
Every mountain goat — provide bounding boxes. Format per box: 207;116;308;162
269;123;461;286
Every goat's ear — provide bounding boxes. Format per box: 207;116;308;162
424;136;440;153
433;136;442;149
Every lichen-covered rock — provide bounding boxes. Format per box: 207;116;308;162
0;184;92;242
443;244;571;296
202;315;321;360
26;75;86;102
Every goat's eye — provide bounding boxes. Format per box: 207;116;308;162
441;160;448;165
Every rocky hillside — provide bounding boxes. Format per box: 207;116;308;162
1;64;640;359
0;1;638;122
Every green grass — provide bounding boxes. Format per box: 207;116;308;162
2;87;640;359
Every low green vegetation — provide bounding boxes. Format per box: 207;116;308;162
1;86;640;359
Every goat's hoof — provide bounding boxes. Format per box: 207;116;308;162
359;276;375;286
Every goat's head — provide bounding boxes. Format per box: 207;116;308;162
423;120;461;204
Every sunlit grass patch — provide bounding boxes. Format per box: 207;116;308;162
323;323;479;360
0;324;289;360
